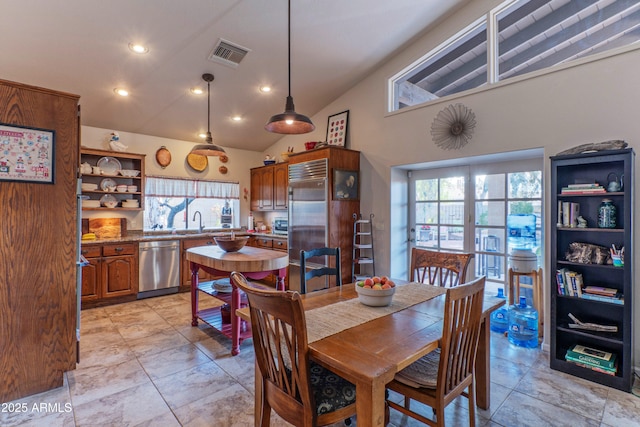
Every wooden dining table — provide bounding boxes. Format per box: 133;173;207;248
237;281;505;426
187;245;288;355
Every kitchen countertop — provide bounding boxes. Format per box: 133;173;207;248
81;229;288;245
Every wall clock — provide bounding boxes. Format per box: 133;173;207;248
430;103;476;150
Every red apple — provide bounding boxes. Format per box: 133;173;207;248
364;278;374;287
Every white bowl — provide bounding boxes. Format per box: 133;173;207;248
81;183;98;191
119;169;140;177
81;200;100;208
103;201;118;208
116;185;128;192
355;285;396;307
127;185;137;192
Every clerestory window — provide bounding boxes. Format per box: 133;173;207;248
390;0;640;111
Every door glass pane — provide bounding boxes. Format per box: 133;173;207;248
440;177;465;200
440;226;464;251
416;202;438;224
475;173;505;199
508;171;541;198
416;225;437;248
416;179;438;200
475;201;505;226
440;201;464;225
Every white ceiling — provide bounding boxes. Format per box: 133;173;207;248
0;0;467;151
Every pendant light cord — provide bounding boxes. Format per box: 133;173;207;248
207;79;211;136
287;0;292;98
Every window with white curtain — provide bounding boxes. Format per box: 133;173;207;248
144;176;239;231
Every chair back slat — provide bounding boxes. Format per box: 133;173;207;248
300;247;342;294
438;276;485;396
410;247;473;287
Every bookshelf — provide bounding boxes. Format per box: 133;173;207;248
550;149;634;392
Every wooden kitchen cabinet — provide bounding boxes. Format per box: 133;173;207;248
273;163;288;210
81;242;138;308
250;165;274;210
250;163;288;211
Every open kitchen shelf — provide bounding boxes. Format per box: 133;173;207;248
80;147;146;211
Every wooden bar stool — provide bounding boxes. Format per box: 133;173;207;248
508;267;543;337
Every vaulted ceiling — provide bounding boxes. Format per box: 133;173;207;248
0;0;469;151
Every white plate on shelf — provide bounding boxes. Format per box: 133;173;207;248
100;194;118;208
100;178;117;191
97;156;122;176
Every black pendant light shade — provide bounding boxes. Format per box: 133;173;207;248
191;73;226;156
265;0;314;134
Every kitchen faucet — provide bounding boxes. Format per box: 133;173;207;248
193;211;203;233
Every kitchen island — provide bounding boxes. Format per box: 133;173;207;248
186;245;288;355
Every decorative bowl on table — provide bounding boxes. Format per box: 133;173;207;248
214;236;250;252
355;278;396;307
263;159;276;166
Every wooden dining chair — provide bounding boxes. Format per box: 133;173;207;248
410;247;474;287
386;276;486;427
230;271;356;427
300;247;342;294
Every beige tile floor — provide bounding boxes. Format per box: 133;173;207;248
2;291;639;427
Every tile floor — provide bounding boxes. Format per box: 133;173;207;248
2;291;639;427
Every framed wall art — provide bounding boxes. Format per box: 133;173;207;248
0;123;55;184
326;110;349;147
333;169;358;200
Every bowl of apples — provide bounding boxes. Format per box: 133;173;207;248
355;276;396;307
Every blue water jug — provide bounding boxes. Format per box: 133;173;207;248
508;296;539;348
490;288;508;333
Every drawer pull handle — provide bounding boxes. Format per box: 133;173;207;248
81;249;89;255
206;241;214;245
115;247;124;252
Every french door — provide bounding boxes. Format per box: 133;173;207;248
408;158;542;290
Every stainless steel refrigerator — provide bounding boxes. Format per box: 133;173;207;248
288;159;330;292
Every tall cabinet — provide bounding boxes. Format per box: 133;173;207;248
550;149;634;392
288;147;360;288
0;79;79;402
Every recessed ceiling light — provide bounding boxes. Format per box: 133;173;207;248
114;88;129;97
231;115;242;122
128;43;149;54
259;85;271;93
190;87;204;95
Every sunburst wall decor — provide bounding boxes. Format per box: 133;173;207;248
430;103;476;150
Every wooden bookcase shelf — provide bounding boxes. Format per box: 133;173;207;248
550;149;634;392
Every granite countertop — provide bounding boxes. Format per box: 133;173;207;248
81;229;287;245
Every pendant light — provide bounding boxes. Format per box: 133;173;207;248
264;0;315;134
191;73;226;156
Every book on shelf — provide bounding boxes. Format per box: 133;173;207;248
566;344;616;369
583;286;618;296
568;271;583;297
555;269;567;295
580;292;624;305
560;202;580;227
565;356;617;376
560;183;606;194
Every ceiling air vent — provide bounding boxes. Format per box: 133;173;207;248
208;39;251;68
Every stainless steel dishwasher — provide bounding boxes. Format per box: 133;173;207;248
138;240;180;299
